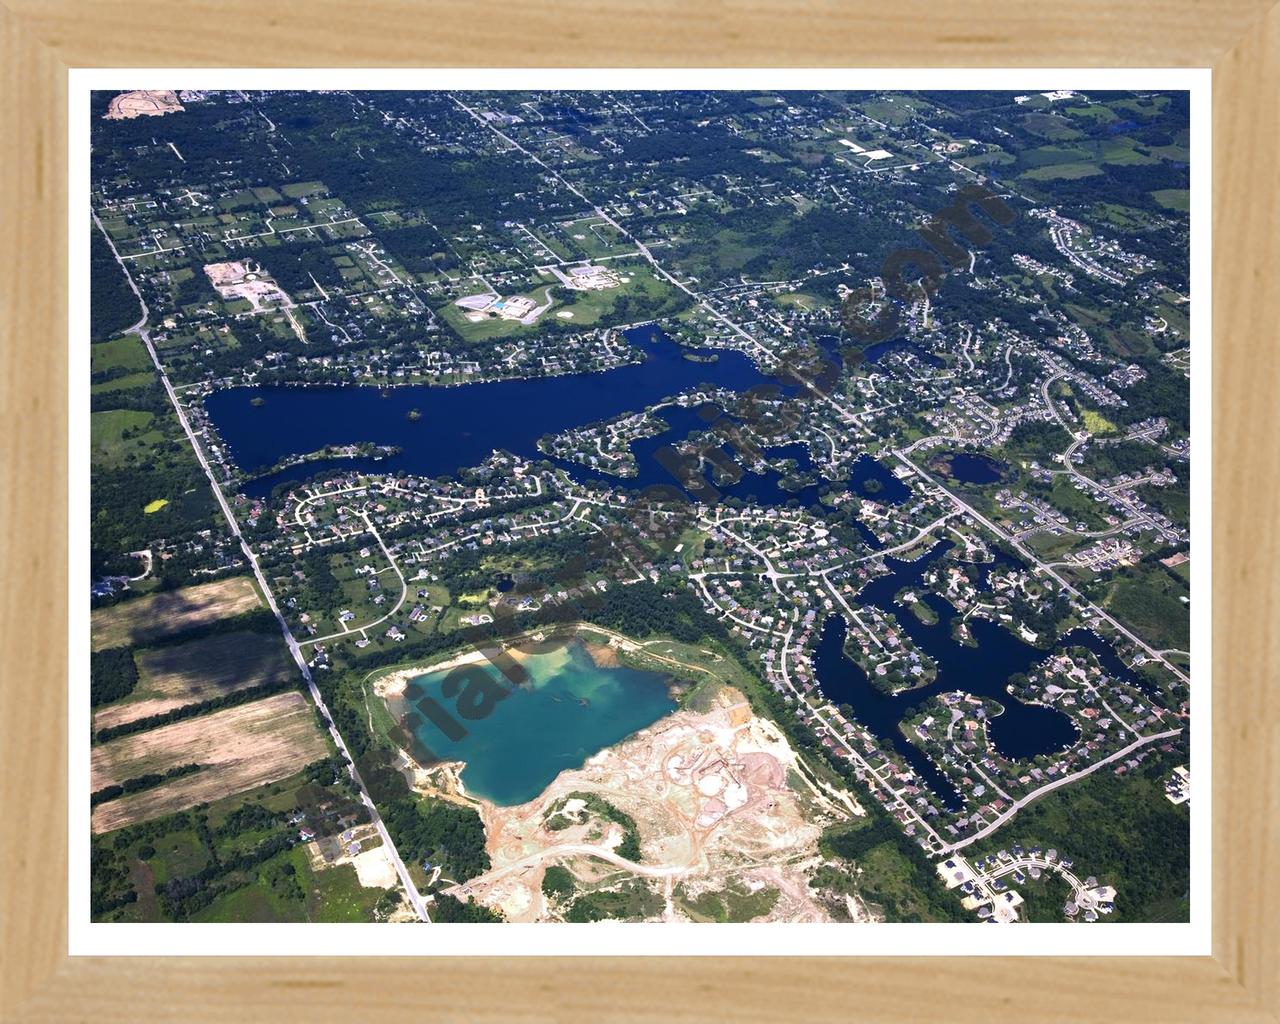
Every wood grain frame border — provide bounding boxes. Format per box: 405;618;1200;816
1;3;1276;1020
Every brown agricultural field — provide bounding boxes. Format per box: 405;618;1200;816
92;631;296;732
90;691;329;833
90;576;261;650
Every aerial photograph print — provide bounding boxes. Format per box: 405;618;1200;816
85;84;1195;933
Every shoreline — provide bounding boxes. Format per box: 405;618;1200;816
372;648;496;701
371;624;641;701
368;629;679;810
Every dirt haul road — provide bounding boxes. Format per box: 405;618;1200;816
446;685;859;922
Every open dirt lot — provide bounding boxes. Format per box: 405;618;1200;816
91;691;328;833
91;576;261;650
304;829;398;889
103;90;184;120
203;261;295;311
93;631;296;732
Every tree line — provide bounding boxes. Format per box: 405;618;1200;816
91;647;139;706
91;762;202;807
94;677;293;744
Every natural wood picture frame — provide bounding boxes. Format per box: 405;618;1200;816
1;2;1276;1020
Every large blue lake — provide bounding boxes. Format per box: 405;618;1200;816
205;326;909;505
400;640;676;806
941;451;1006;484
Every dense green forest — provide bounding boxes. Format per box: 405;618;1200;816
1080;439;1164;479
90;647;138;706
259;92;578;226
374;224;458;275
258;239;346;295
430;892;503;922
314;662;494;890
1101;364;1191;432
1003;419;1074;457
819;810;968;923
90;228;142;341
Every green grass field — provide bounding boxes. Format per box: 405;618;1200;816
1151;189;1190;212
1081;409;1117;435
1023;530;1084;562
192;846;388;923
91;409;161;466
959;151;1017;169
1021;162;1104;181
91;335;152;375
1063;103;1118;124
1137;477;1190;530
773;291;830;312
558;217;634;259
855;95;934;125
1020;112;1084;141
147;828;211;886
1104;566;1190;652
1099;138;1159;166
1112;95;1170;117
1089;202;1161;232
1020;145;1090;169
1043;476;1111;531
91;371;154;395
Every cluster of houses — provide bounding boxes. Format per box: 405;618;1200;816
1165;764;1191;805
1033;208;1157;287
937;846;1118;923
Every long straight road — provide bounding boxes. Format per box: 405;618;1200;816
91;210;431;922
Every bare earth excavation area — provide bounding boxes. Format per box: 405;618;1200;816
103;90;184;120
442;685;861;923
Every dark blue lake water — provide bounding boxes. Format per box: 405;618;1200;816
813;541;1150;810
207;326;908;507
862;338;945;367
942;452;1007;484
817;334;944;371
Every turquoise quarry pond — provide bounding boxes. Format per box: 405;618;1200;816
402;640;676;806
